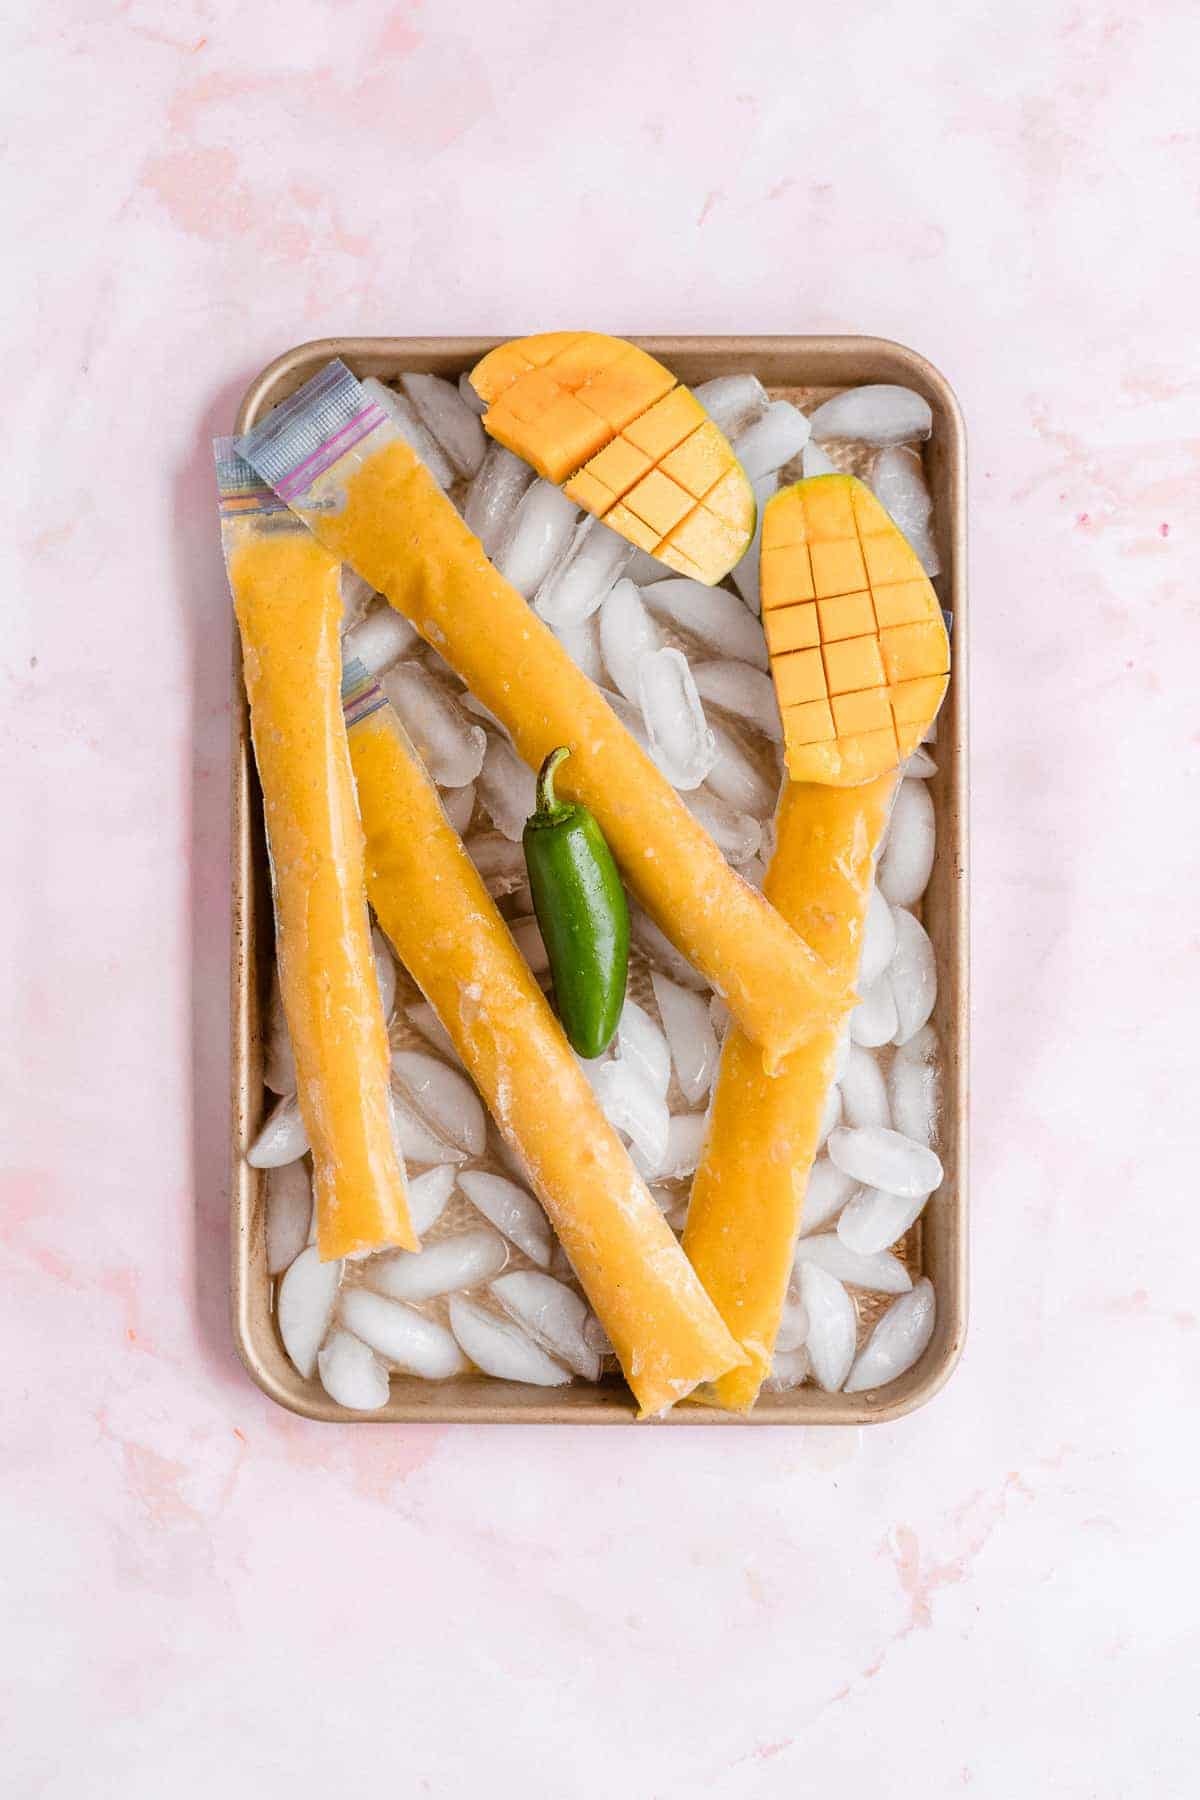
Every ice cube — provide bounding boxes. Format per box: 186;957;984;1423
339;567;375;636
837;1186;927;1256
740;854;767;890
342;601;420;676
448;1295;571;1385
277;1245;342;1378
681;790;761;865
623;555;671;599
877;779;936;907
551;611;604;684
775;1291;811;1354
590;1058;670;1170
801;441;837;478
491;1271;601;1381
629;905;708;990
405;1163;458;1236
340;1288;468;1378
691;660;782;742
617;998;672;1098
729;475;778;614
844;1277;936;1392
904;745;937;779
404;1002;461;1065
265;1161;313;1275
636;1110;707;1181
391;1050;487;1157
807;385;933;447
797;1263;857;1392
465;830;527;896
534;516;632;627
440;781;476;835
368;1226;508;1303
839;1043;891;1131
859;884;897;989
692;374;770;438
372;928;397;1024
464;442;535;555
651;970;719;1104
637;647;717;790
400;371;486;478
827;1125;943;1200
889;907;937;1045
381;662;487;788
458;1170;553;1267
869;445;940;576
763;1345;811;1392
817;1081;842;1150
317;1328;391;1411
794;1232;912;1295
732;400;811;484
361;377;455;488
599;577;662;703
247;1093;308;1168
640;575;770;668
849;973;899;1048
494;480;579;598
705;720;778;818
478;736;537;840
458;371;487;415
388;1086;465;1167
799;1156;859;1235
888;1024;942;1149
509;915;550;980
263;965;296;1095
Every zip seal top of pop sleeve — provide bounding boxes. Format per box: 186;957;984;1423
236;361;388;505
340;656;389;730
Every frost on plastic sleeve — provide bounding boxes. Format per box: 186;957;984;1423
236;360;395;509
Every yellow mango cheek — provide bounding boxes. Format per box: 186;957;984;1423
762;474;949;786
469;333;755;584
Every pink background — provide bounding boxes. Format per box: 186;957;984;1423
5;3;1199;1793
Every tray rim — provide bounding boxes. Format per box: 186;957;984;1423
230;332;969;1426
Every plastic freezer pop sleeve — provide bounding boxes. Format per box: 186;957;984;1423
237;361;850;1074
341;663;746;1416
214;443;415;1263
683;773;900;1411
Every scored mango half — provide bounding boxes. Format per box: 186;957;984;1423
469;331;755;584
762;474;949;785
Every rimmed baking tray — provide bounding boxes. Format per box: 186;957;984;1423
230;336;968;1424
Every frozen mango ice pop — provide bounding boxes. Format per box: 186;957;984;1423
214;444;414;1263
685;474;948;1409
238;362;848;1073
469;332;755;584
341;663;745;1416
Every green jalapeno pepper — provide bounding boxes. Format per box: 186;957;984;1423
522;745;630;1059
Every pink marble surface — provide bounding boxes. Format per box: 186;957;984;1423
5;2;1199;1793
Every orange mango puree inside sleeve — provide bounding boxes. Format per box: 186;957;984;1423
468;332;755;584
228;529;415;1262
345;691;745;1416
762;475;949;785
294;434;849;1073
684;772;899;1410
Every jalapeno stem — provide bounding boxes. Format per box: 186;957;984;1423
533;745;574;824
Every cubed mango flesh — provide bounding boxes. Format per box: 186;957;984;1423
468;333;756;583
762;475;949;785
